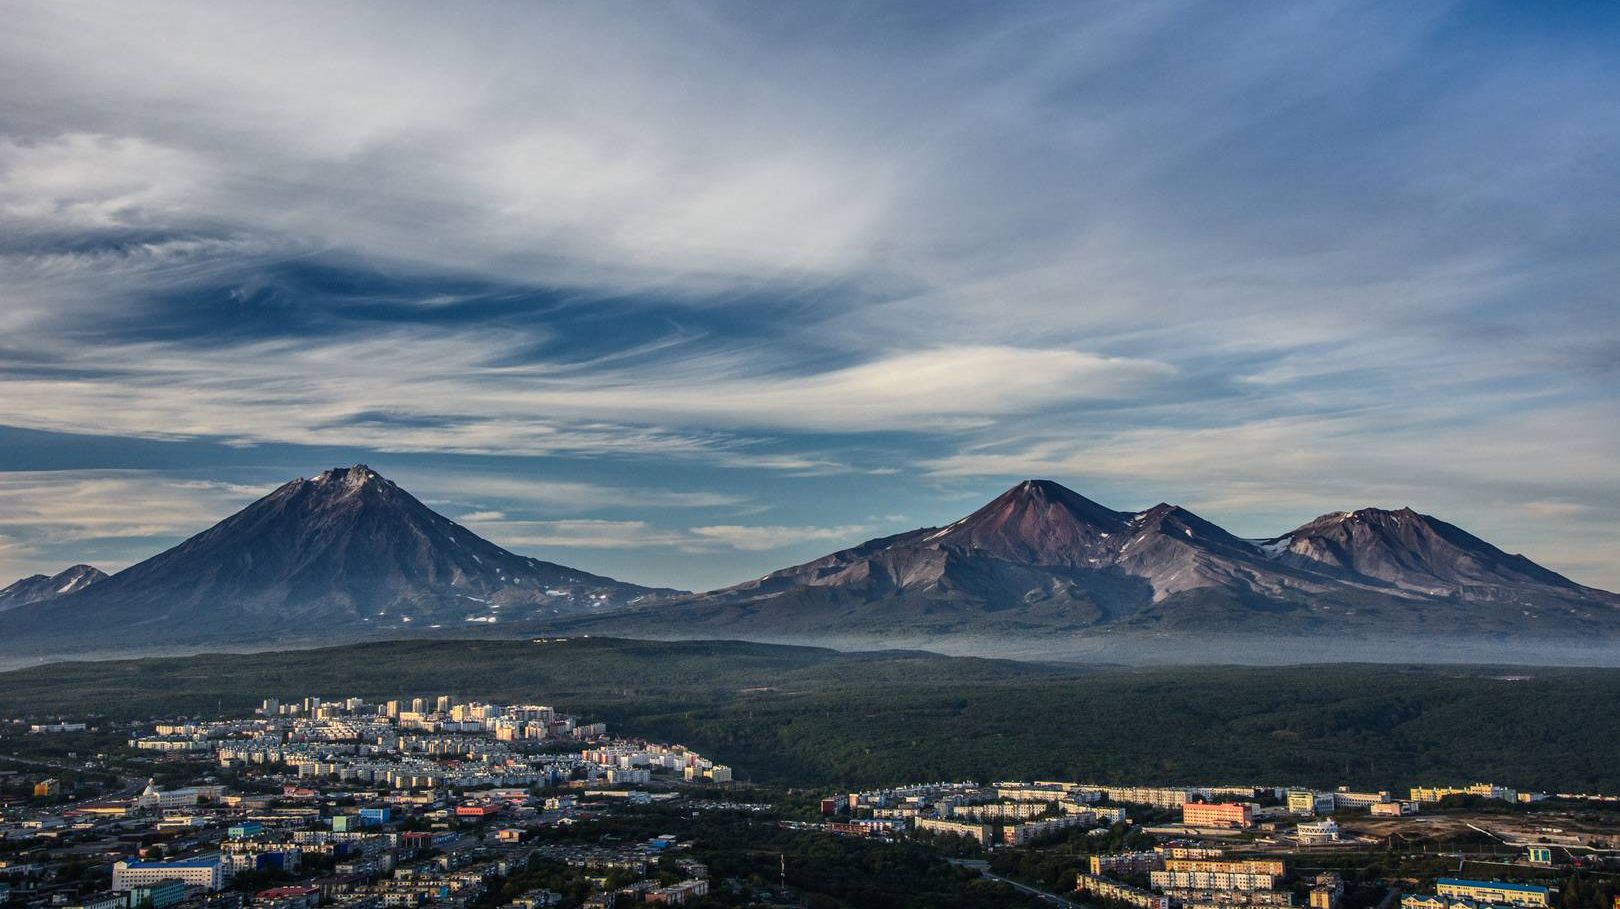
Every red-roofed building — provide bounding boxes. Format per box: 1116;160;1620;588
256;886;320;909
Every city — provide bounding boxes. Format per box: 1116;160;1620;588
6;694;1620;909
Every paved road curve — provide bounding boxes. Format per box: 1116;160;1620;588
950;859;1093;908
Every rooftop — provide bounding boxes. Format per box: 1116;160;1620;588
1437;880;1551;894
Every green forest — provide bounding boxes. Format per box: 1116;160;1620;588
1;637;1615;793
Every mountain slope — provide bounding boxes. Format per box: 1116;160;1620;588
573;480;1619;638
0;465;676;653
1262;507;1606;601
0;564;107;612
607;480;1339;635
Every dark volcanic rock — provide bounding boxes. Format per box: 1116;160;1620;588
0;465;676;652
580;480;1620;639
1262;507;1605;600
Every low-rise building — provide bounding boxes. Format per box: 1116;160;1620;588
1151;871;1278;892
1002;814;1091;845
1286;790;1335;816
65;892;125;909
913;817;994;846
1164;860;1285;877
1162;889;1294;908
127;881;188;909
1298;820;1340;844
1182;802;1255;829
1332;789;1391;810
1091;851;1165;876
1435;880;1552;908
1371;801;1419;817
114;855;225;892
1410;785;1516;804
256;886;321;909
1310;873;1344;909
1076;874;1171;909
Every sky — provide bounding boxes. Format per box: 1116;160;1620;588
0;1;1616;593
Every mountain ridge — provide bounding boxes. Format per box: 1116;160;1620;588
572;479;1617;639
0;465;678;653
0;564;108;611
2;471;1614;659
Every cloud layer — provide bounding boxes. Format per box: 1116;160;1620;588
0;1;1615;591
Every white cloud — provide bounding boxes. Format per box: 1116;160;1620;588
457;510;506;523
456;519;694;552
0;133;213;232
0;471;269;541
402;473;747;512
0;333;1176;453
460;515;877;556
688;524;873;552
0;470;272;581
0;2;1615;593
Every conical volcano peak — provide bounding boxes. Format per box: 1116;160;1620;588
0;465;675;652
982;479;1126;521
1010;478;1069;497
927;478;1130;565
313;463;384;487
292;464;399;504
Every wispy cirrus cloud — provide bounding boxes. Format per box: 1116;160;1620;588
688;524;875;552
0;330;1177;448
0;470;272;582
456;516;876;556
0;2;1615;591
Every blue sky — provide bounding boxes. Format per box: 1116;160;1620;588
0;1;1616;592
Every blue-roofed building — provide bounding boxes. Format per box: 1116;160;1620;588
113;854;225;892
1436;880;1552;908
228;821;263;839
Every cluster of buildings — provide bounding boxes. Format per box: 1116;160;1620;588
826;777;1398;850
833;781;1129;847
0;697;1600;909
824;774;1582;909
1075;844;1341;909
1409;784;1549;805
1;694;733;909
117;696;728;794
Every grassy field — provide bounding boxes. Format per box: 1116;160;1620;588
2;637;1616;793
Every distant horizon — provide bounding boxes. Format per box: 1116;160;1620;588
1;2;1616;593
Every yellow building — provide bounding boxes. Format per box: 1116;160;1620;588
1435;879;1550;908
1410;784;1516;803
33;778;60;798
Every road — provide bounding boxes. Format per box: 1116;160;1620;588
950;859;1092;908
